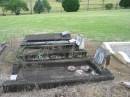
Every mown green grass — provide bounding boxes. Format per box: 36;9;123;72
0;9;130;42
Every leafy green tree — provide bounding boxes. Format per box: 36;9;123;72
62;0;80;12
33;0;44;14
0;0;9;7
42;0;51;12
6;0;28;15
119;0;130;8
0;0;9;15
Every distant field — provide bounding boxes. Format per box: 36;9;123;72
0;0;121;14
26;0;121;12
0;9;130;42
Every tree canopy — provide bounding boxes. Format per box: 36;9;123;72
62;0;80;12
0;0;9;6
43;0;51;12
33;0;51;14
119;0;130;8
34;0;44;14
0;0;9;15
5;0;28;15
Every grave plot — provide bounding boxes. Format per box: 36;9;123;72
2;33;114;92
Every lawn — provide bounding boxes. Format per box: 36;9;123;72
0;9;130;42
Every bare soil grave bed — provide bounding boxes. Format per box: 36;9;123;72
0;38;130;97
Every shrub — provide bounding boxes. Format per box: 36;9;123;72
62;0;80;12
34;0;44;14
34;0;51;13
105;3;113;10
5;0;28;15
42;0;51;12
119;0;130;8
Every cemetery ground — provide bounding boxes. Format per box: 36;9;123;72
0;9;130;97
0;9;130;42
0;37;130;97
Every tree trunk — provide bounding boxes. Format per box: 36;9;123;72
29;0;33;14
2;7;6;16
102;0;105;9
87;0;89;10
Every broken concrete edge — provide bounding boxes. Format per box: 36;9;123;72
120;81;130;89
101;42;115;54
101;42;130;64
115;51;130;64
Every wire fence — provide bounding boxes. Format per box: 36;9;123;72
0;0;121;15
49;1;120;12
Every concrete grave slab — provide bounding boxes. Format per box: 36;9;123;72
102;42;130;64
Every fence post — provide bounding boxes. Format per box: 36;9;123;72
29;0;33;14
102;0;105;10
87;0;89;10
115;2;119;9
